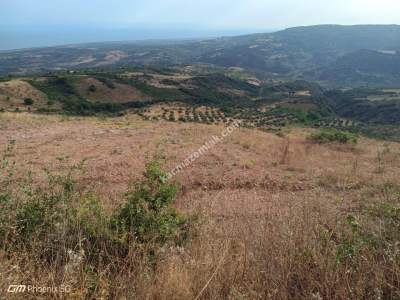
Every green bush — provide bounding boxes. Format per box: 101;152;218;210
88;85;97;92
30;76;126;115
335;199;400;264
112;160;186;244
23;98;34;105
309;129;358;144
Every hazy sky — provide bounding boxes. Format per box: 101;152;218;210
1;0;400;49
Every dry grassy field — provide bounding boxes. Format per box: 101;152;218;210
1;112;400;299
0;80;50;111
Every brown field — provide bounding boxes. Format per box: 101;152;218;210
0;80;50;111
279;100;319;111
75;77;152;103
1;112;400;299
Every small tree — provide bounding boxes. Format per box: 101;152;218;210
23;98;34;106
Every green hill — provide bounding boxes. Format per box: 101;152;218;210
308;49;400;87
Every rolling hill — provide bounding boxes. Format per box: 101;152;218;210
307;49;400;86
2;25;400;139
1;24;400;87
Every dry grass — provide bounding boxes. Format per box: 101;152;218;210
1;112;400;299
75;77;152;103
0;80;50;111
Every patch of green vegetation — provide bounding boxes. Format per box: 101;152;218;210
29;76;80;103
96;76;116;89
29;76;125;115
335;197;400;266
23;98;34;105
325;87;400;125
88;85;97;92
360;124;400;142
309;129;358;144
272;107;322;124
112;160;186;244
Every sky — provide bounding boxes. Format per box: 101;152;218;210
1;0;400;50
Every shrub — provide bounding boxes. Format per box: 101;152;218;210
88;85;97;92
309;129;358;144
112;160;186;244
23;98;34;105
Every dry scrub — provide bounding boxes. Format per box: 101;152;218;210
0;113;400;299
